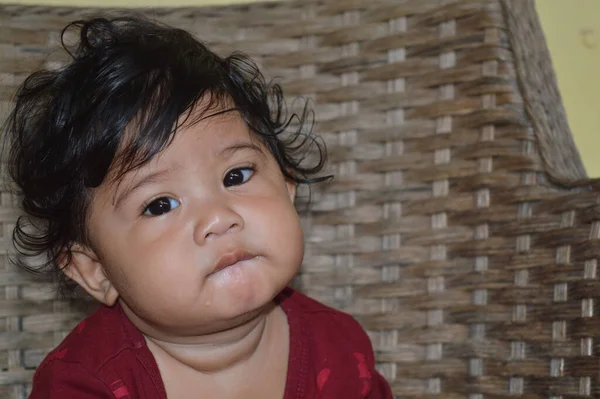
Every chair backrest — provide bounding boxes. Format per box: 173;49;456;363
1;0;599;398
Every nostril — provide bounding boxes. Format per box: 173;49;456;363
204;232;216;241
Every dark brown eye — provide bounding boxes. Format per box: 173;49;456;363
143;197;180;216
224;168;254;187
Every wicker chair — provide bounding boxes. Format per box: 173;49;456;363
1;0;599;398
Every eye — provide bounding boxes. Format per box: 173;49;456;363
224;167;254;187
143;197;181;216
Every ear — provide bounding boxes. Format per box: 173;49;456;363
285;179;297;203
61;244;119;306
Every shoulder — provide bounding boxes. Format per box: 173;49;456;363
37;303;134;371
32;304;159;397
281;288;393;398
31;305;119;397
31;358;113;397
280;287;375;358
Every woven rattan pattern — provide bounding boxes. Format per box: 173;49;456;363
1;0;598;398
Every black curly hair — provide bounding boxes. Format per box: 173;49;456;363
5;16;329;297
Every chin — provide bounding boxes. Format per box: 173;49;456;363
221;280;289;321
211;258;292;297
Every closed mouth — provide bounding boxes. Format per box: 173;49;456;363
211;250;255;275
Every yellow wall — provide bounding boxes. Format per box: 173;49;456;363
536;0;600;177
0;0;596;176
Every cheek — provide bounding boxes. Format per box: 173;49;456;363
95;220;194;294
249;193;304;260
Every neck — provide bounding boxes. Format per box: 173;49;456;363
123;301;278;374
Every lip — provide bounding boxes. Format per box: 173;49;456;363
211;250;255;275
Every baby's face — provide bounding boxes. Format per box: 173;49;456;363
86;107;303;337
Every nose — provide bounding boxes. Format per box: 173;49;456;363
193;200;244;245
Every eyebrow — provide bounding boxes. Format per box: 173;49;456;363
113;169;172;210
219;142;265;158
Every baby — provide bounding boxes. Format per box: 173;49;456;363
6;16;393;398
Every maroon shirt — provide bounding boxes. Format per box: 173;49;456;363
30;288;393;398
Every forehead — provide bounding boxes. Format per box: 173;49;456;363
119;104;249;164
117;108;261;177
161;109;261;161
